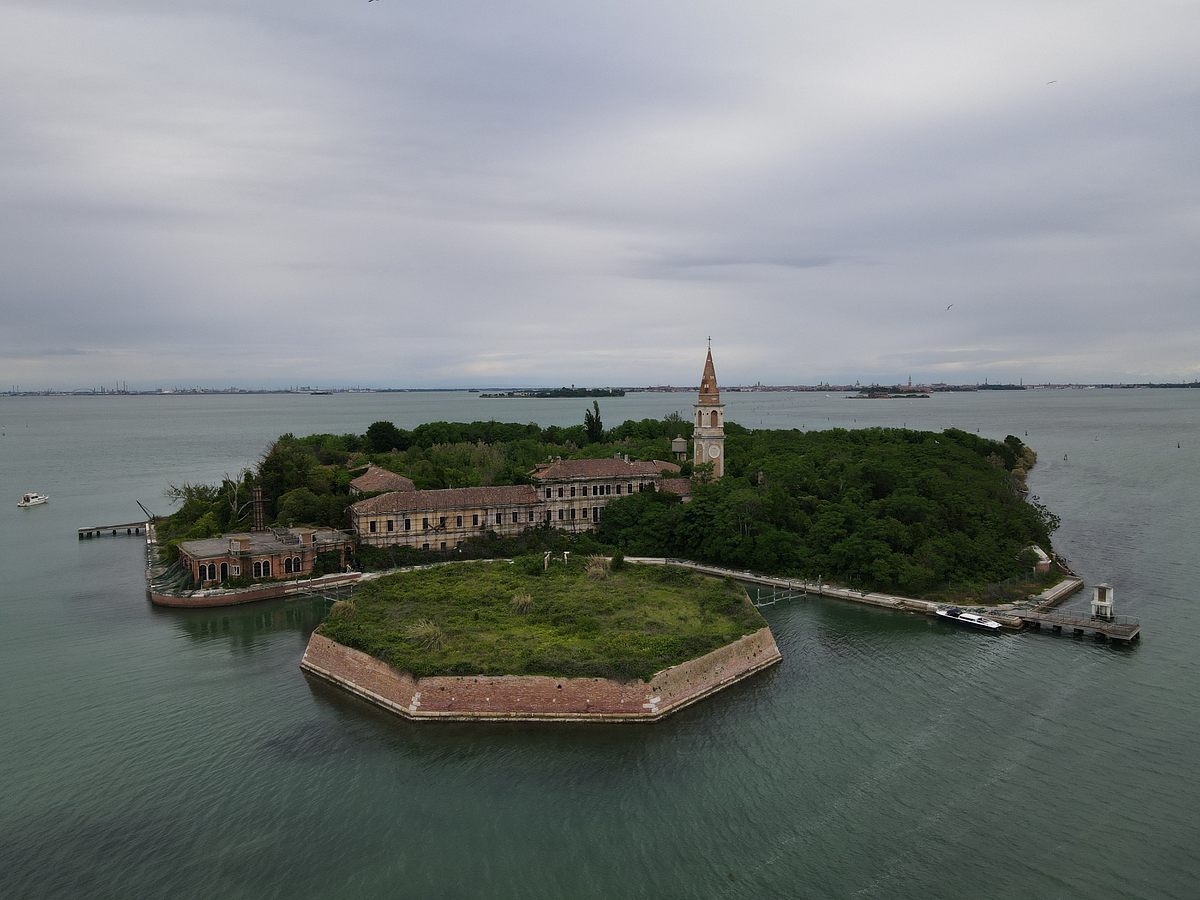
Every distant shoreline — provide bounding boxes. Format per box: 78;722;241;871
4;383;1198;398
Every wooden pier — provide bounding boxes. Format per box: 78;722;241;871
78;521;147;539
1017;610;1140;643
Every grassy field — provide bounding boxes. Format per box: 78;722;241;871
317;556;766;681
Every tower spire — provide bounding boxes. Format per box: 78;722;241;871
698;343;720;405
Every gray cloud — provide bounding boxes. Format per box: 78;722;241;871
1;1;1198;388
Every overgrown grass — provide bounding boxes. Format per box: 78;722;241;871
318;558;765;682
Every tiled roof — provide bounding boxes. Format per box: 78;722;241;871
350;464;415;494
351;484;540;515
657;478;693;496
530;458;681;481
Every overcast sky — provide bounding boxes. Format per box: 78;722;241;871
2;1;1197;389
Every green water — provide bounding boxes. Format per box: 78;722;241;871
1;391;1197;899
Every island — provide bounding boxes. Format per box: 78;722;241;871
479;387;625;398
146;344;1076;726
301;556;781;721
849;390;930;399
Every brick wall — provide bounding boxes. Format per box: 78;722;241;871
301;627;781;722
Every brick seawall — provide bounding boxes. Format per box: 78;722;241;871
300;628;782;722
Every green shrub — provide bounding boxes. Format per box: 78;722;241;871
585;555;609;580
404;618;446;650
510;592;534;614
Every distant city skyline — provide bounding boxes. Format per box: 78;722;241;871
2;1;1198;389
6;378;1198;397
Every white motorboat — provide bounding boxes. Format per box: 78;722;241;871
17;492;49;508
935;606;1002;631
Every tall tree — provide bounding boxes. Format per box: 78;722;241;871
583;400;604;444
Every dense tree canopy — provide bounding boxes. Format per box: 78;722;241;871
598;426;1054;596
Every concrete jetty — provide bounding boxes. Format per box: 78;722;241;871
625;557;1025;628
1018;610;1140;643
625;558;1139;642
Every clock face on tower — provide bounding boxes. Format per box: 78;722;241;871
708;444;721;459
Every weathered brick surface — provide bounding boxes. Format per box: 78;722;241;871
301;628;781;722
149;572;363;608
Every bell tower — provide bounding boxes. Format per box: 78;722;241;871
693;339;725;479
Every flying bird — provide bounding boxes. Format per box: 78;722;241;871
946;303;954;310
1046;80;1057;84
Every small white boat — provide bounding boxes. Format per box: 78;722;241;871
17;492;49;508
935;606;1002;631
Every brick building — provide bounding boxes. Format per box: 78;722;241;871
178;526;352;587
531;456;684;532
349;457;687;549
351;485;542;550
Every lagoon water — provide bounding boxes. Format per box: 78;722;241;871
1;389;1198;899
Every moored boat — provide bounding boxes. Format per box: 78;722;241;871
935;606;1002;631
17;492;49;508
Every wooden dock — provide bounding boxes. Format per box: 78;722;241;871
1017;610;1140;643
78;521;147;539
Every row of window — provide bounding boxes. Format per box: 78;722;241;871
197;556;296;582
362;479;670;536
545;482;650;500
555;507;601;521
368;510;538;533
365;505;605;545
367;503;607;534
